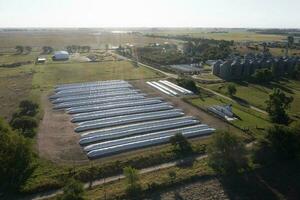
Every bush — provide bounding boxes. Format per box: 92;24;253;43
176;78;198;93
59;179;85;200
10;100;39;138
208;131;248;174
227;83;237;96
123;167;142;198
170;133;193;156
19;100;39;117
251;68;273;83
10;116;37;137
253;125;300;164
0;118;34;191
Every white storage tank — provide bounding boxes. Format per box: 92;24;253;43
52;51;70;61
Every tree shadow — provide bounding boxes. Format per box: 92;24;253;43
232;96;250;107
176;156;196;168
174;191;184;200
219;160;300;200
265;82;295;94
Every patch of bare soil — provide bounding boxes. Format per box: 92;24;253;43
144;178;229;200
37;92;88;164
131;80;241;133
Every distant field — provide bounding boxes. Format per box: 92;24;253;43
151;31;286;42
0;30;178;51
0;53;164;120
202;80;300;117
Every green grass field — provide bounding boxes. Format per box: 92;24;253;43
187;94;271;136
0;53;163;120
32;61;162;90
201;80;300;118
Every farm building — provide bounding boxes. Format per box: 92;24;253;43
169;64;202;74
52;51;69;61
36;57;46;64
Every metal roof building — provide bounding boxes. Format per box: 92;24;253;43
52;51;69;61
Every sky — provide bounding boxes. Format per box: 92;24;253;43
0;0;299;28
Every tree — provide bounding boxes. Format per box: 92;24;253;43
9;100;39;138
168;171;177;184
170;133;193;156
59;178;85;200
15;45;24;54
123;166;141;198
253;125;300;164
19;100;39;116
265;88;293;124
176;78;198;93
227;84;237;96
10;116;37;137
252;68;273;83
0;118;34;190
207;131;247;174
25;46;32;54
286;36;294;56
42;46;53;54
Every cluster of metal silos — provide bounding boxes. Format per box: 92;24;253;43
213;56;300;80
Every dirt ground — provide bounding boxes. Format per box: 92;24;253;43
131;80;241;133
144;178;229;200
37;92;88;164
37;79;241;164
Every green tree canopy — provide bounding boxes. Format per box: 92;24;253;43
10;116;37;137
170;133;193;156
123;166;141;198
60;178;85;200
176;78;198;93
265;88;293;124
251;68;273;83
19;100;39;116
15;45;24;54
253;125;300;164
0;118;34;191
208;131;248;174
227;83;237;96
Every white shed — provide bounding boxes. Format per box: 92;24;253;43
52;51;69;61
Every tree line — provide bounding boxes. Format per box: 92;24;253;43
14;45;91;55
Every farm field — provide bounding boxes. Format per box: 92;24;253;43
200;80;300;118
0;30;179;51
0;57;163;119
148;29;286;42
0;64;34;120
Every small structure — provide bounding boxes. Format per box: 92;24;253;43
169;64;201;74
36;57;46;64
52;51;69;61
208;105;236;121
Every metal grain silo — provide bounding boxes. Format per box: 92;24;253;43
220;60;232;80
231;59;242;79
212;60;222;76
